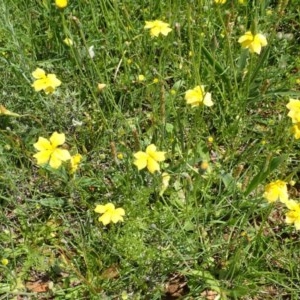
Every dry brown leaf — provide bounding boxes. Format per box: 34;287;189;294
25;281;49;293
100;264;120;279
163;272;189;299
200;290;219;300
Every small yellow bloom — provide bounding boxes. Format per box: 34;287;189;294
138;75;145;82
207;136;214;143
133;144;166;174
1;258;8;266
238;0;245;4
153;78;159;83
117;153;124;160
144;20;172;37
200;161;209;171
286;98;300;123
55;0;68;8
285;200;300;230
159;172;171;196
185;85;213;107
266;9;273;16
289;180;296;186
97;83;107;91
70;153;82;174
263;180;288;203
292;123;300;139
238;31;268;54
63;38;73;46
94;203;125;225
170;89;176;95
214;0;226;4
31;68;61;94
33;132;71;169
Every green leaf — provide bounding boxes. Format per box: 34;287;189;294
40;197;65;207
221;172;236;192
244;155;287;196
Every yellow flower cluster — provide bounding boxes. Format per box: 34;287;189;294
27;11;277;234
286;98;300;139
264;180;300;230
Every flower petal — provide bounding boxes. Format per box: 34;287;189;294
133;151;148;170
48;156;63;169
33;150;52;165
32;79;48;92
99;213;111;225
256;33;267;46
50;132;65;147
145;144;157;154
34;137;51;151
203;92;213;107
52;148;71;161
95;204;106;213
32;68;46;79
147;157;160;173
47;74;62;88
149;150;165;162
294;220;300;230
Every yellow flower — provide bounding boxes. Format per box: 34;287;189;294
286;98;300;123
97;83;107;91
153;78;159;84
238;0;245;4
185;85;213;107
33;132;71;169
266;9;273;16
117;153;124;160
263;180;288;203
63;38;73;46
144;20;172;37
292;123;300;139
94;203;125;225
200;161;209;171
138;75;145;82
55;0;68;8
31;68;61;94
238;31;267;54
133;144;166;173
207;136;214;143
285;200;300;230
1;258;8;266
70;153;82;174
214;0;226;3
